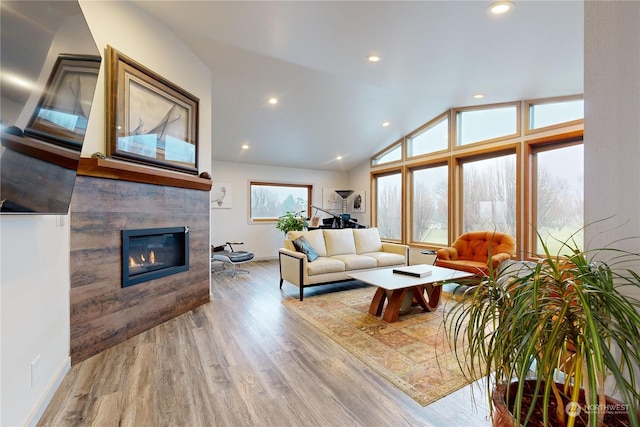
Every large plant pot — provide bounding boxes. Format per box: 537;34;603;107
492;379;637;427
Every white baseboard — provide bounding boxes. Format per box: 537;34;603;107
25;357;71;427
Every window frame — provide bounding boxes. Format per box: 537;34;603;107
371;166;404;242
407;159;451;247
524;130;584;258
452;102;521;149
368;96;582;257
524;95;584;135
249;181;312;223
406;112;451;160
371;139;404;167
454;145;521;247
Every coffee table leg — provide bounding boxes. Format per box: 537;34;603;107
382;289;407;322
369;287;387;316
422;283;442;311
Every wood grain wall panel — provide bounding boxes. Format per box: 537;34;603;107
70;175;210;364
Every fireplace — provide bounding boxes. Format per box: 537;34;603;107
122;226;189;287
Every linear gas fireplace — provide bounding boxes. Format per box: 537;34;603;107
122;226;189;287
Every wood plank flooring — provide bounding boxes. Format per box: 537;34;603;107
37;260;492;427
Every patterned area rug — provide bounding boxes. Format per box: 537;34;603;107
282;285;473;406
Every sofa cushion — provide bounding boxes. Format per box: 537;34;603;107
323;229;356;256
288;229;327;257
306;257;345;275
292;236;319;262
353;228;383;254
361;251;406;267
330;254;377;270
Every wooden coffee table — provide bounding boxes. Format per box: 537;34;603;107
347;265;474;322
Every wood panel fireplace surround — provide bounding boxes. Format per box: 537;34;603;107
69;158;211;363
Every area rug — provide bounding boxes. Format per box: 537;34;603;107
282;285;474;406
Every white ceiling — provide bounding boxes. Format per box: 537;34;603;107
132;0;584;172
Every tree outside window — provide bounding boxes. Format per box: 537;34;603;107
375;173;402;240
250;182;310;220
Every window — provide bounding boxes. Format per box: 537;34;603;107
528;98;583;131
411;164;448;245
250;182;311;221
456;104;518;146
370;96;582;255
372;141;402;166
461;153;517;238
407;115;448;157
374;172;402;240
532;141;584;254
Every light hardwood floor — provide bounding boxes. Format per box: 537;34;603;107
38;260;492;427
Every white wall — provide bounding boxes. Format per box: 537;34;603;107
584;2;640;280
584;0;640;401
0;2;213;425
211;160;352;259
0;216;71;427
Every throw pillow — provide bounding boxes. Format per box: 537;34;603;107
292;235;319;262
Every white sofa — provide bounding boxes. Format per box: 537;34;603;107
278;227;408;300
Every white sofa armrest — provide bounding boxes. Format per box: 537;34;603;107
382;242;409;263
278;247;307;288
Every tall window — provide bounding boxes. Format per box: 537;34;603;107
249;182;311;221
532;142;584;254
461;153;517;238
374;172;402;240
411;164;448;245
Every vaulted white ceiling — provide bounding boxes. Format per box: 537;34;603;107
132;1;583;172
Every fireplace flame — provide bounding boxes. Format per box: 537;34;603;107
128;251;157;268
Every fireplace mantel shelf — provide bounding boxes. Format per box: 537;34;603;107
78;157;212;191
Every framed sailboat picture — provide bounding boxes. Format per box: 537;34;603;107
25;54;101;150
106;46;199;174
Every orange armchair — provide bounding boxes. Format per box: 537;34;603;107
435;231;515;278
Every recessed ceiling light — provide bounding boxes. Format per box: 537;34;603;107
382;121;391;127
336;155;343;160
241;144;249;150
367;55;381;63
473;94;485;99
268;97;278;105
488;1;514;15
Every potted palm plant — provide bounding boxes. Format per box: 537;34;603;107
275;210;309;235
445;228;640;427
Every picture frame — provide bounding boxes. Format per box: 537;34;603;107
211;182;232;209
310;215;321;227
351;190;366;213
24;54;101;150
106;46;199;174
322;188;342;210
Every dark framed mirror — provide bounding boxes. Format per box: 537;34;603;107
0;1;101;214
